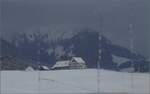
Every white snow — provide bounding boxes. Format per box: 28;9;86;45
112;55;130;65
55;46;66;59
52;60;70;69
47;48;53;55
25;66;34;71
40;66;49;70
72;57;86;64
1;69;150;94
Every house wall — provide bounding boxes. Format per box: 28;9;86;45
69;62;86;69
52;59;87;70
52;66;69;70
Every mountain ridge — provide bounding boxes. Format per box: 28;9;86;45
0;29;149;72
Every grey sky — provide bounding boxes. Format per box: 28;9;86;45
1;0;150;58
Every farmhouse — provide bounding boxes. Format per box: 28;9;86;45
51;57;87;70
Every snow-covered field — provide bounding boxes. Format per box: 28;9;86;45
1;69;150;94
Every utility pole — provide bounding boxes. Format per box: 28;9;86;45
37;42;41;94
128;23;135;94
96;10;104;94
38;62;41;94
97;35;102;94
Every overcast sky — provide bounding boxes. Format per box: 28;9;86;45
0;0;150;58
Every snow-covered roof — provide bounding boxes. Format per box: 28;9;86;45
72;57;85;64
41;66;49;70
52;60;70;68
112;55;130;65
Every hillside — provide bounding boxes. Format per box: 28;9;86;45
0;56;38;70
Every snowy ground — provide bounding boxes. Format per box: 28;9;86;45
1;69;150;94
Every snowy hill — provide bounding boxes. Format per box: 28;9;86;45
1;69;150;94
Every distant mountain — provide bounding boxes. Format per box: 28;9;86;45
0;38;46;70
0;29;149;72
0;38;17;57
59;29;149;72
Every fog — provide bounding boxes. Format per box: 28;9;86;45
0;0;149;58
